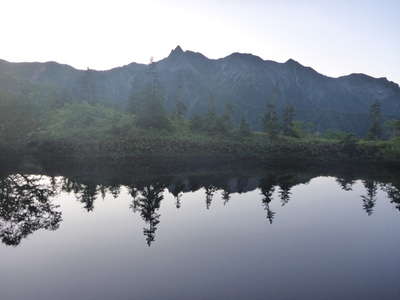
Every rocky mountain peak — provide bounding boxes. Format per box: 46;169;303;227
169;45;184;58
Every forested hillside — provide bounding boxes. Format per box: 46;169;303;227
0;46;399;135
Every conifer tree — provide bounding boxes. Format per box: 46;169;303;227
367;101;382;140
263;101;279;139
213;103;235;135
282;104;295;136
130;58;171;130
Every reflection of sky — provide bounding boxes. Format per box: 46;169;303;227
1;0;399;83
0;177;399;300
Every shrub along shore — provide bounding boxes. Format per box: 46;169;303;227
12;130;399;167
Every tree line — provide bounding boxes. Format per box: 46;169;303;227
128;62;400;141
0;60;399;154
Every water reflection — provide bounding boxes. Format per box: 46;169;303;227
221;190;231;206
260;175;277;224
0;174;61;246
361;180;378;216
131;184;164;246
383;182;400;213
0;164;400;247
336;176;355;191
205;185;218;210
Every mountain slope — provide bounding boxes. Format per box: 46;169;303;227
0;46;399;134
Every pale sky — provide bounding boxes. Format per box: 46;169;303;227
1;0;399;83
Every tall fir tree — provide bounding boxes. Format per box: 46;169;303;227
204;96;217;134
282;104;295;136
263;101;279;139
367;100;382;140
214;102;235;135
129;58;171;130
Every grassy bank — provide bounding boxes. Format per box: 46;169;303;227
20;130;400;165
1;100;399;165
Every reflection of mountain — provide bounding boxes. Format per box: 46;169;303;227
1;161;399;247
0;174;62;246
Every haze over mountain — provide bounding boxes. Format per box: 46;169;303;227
1;46;399;134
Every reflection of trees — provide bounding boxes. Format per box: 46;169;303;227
382;183;400;212
170;182;185;209
131;184;164;246
259;174;295;224
279;185;291;207
60;178;99;211
175;194;182;209
278;175;296;207
0;174;62;246
128;186;139;201
260;177;276;224
3;166;400;248
61;177;84;194
336;177;355;191
221;190;231;206
336;176;400;215
77;184;98;212
361;180;378;216
205;185;218;210
100;185;107;199
108;184;121;199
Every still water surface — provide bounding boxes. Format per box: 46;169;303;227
0;164;399;300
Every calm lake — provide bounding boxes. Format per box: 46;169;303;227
0;160;399;300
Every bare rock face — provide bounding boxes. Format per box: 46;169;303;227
0;46;399;134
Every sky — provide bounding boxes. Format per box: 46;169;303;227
1;0;399;83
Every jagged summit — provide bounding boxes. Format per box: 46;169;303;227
174;45;183;52
163;46;210;71
169;45;184;57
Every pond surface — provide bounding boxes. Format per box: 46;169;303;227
0;162;399;300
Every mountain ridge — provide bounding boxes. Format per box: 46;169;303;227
0;46;399;135
1;47;398;85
